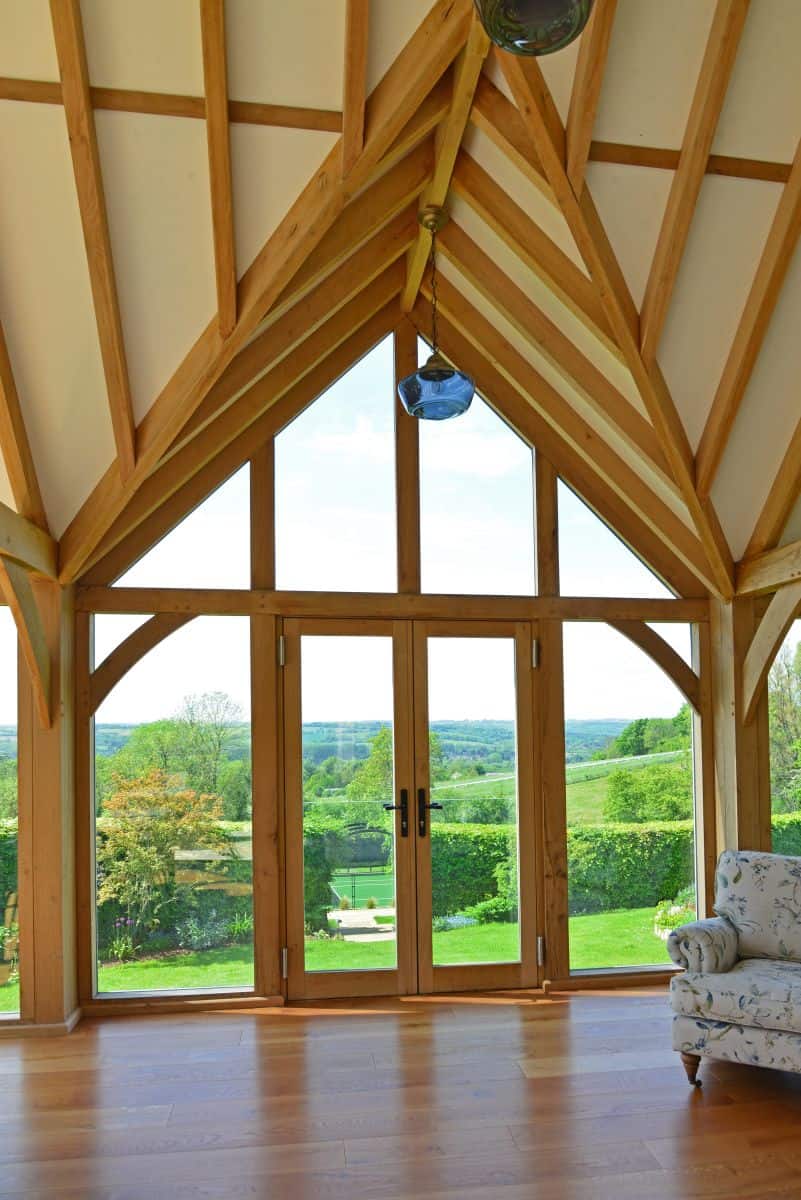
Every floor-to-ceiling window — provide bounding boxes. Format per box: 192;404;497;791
0;608;17;1015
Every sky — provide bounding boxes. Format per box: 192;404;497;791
0;334;702;725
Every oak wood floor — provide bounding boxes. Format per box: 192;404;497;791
2;987;801;1198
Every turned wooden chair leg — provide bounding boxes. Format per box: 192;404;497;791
680;1051;702;1087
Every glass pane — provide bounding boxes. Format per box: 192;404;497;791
427;638;520;966
419;340;534;596
564;623;697;971
275;336;396;592
558;480;673;598
93;617;253;994
301;638;397;973
0;609;18;1016
115;466;250;588
769;621;801;849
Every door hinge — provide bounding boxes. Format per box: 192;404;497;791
532;638;540;669
281;947;288;979
536;935;546;967
278;635;286;667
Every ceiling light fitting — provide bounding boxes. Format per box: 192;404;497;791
397;207;475;421
473;0;594;56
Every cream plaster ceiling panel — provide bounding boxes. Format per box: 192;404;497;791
225;0;345;110
367;0;437;94
712;0;801;165
585;161;672;309
0;1;60;81
447;193;645;416
779;494;801;550
230;125;338;279
712;240;801;560
96;111;216;425
538;33;580;125
0;457;14;513
0;102;113;533
594;0;716;150
660;175;782;451
440;258;690;526
80;0;204;96
463;124;587;272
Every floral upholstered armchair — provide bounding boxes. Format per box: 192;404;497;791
668;849;801;1086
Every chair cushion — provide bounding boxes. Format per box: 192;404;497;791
714;849;801;961
671;958;801;1034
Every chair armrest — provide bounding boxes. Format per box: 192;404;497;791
667;917;739;973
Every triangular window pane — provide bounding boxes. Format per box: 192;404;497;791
275;335;396;592
558;481;672;598
419;340;535;595
114;466;250;589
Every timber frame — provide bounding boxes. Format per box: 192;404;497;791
4;0;801;1023
68;319;721;1010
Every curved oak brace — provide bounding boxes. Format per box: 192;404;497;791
0;557;50;727
742;580;801;725
607;618;701;712
89;613;196;716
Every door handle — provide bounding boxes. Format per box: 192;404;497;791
383;788;409;837
417;790;443;837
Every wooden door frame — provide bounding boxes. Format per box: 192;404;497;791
282;617;418;999
412;619;541;994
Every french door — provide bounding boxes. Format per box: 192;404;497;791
283;618;541;998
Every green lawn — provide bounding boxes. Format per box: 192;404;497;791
0;980;18;1013
96;944;254;993
565;775;610;824
82;905;669;994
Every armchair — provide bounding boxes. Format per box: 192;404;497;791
668;850;801;1085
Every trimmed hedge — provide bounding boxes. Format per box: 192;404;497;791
567;820;693;915
430;823;515;918
769;811;801;856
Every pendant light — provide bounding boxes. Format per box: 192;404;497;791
473;0;594;56
397;207;474;421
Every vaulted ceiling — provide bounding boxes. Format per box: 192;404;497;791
1;0;800;602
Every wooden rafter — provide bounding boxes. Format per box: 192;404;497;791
49;0;136;481
401;14;489;311
565;0;618;194
81;306;398;583
1;74;793;182
745;422;801;559
57;0;472;585
0;558;50;727
639;0;750;367
200;0;237;338
0;76;343;131
418;286;716;594
0;499;57;578
174;208;417;450
437;221;672;486
0;321;48;530
696;135;801;498
342;0;370;176
498;50;734;599
424;306;708;598
451;152;616;356
737;538;801;597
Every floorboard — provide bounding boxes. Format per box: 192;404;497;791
1;987;800;1198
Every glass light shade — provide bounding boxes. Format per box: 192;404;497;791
397;352;475;421
474;0;593;56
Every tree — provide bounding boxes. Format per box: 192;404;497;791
96;770;231;939
602;756;693;823
768;642;801;812
177;692;242;796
